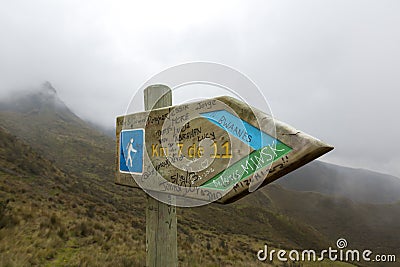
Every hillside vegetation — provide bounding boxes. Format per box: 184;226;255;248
0;84;399;266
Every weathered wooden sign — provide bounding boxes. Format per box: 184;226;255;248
115;96;333;204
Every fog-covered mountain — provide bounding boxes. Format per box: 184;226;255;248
276;160;400;204
0;83;399;266
0;82;79;122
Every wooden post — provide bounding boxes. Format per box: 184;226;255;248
144;85;177;267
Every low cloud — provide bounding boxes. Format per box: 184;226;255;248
0;0;399;176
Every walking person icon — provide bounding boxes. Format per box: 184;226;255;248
126;138;137;167
119;129;144;174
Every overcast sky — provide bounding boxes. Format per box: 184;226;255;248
1;0;399;177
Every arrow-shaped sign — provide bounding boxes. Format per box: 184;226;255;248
115;96;333;204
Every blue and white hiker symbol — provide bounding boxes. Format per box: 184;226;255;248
126;138;137;167
119;129;144;174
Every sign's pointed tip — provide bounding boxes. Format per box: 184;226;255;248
307;144;334;166
309;135;334;153
323;143;334;153
318;142;334;152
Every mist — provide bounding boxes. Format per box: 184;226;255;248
0;0;399;177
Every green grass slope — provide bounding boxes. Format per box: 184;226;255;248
1;86;398;266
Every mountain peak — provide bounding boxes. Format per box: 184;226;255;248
30;81;61;106
42;81;57;95
0;82;79;122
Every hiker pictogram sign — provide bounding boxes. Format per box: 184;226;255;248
115;96;333;204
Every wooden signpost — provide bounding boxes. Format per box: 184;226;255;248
115;84;333;266
143;85;177;267
116;89;333;204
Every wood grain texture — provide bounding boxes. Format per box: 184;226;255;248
116;96;333;204
144;85;177;267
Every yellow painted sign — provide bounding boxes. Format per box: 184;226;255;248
116;96;333;204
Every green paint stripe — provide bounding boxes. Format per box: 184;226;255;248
201;141;292;190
